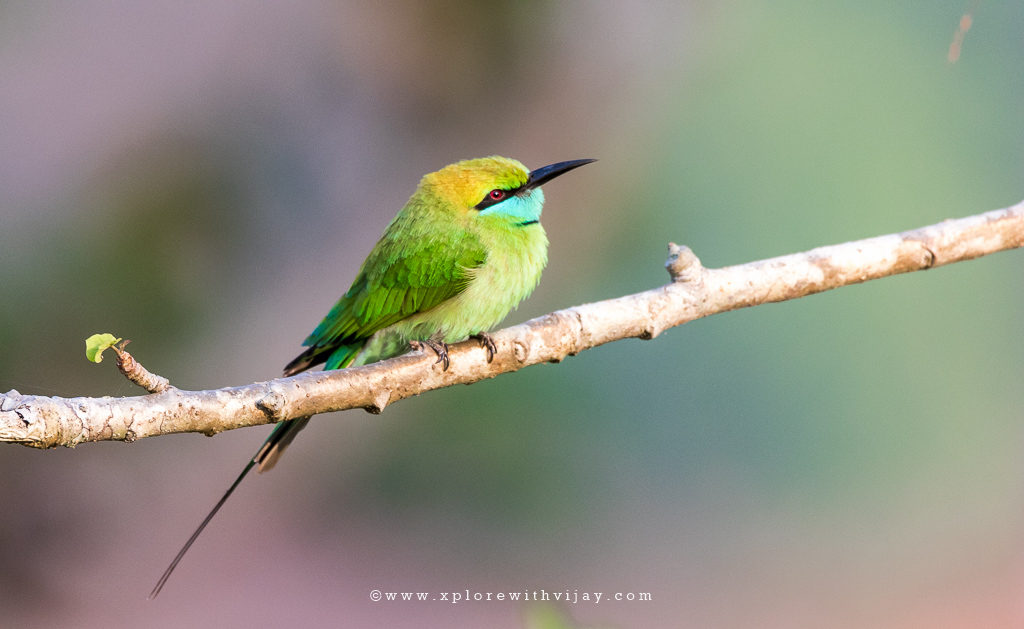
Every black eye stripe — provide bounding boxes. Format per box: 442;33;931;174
473;185;524;210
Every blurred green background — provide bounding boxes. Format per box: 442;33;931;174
2;2;1022;627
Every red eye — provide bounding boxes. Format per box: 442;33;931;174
488;189;506;201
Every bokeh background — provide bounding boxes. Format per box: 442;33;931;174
2;2;1023;627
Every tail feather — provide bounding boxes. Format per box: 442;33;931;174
150;341;362;596
255;416;311;472
149;457;257;598
282;346;325;377
282;342;361;377
269;343;360;468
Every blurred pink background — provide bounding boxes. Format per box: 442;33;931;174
2;2;1023;627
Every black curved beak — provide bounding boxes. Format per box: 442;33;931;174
525;159;597;190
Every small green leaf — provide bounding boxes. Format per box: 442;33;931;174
85;333;122;363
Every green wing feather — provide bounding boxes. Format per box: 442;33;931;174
283;218;487;375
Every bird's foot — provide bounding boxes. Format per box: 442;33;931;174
470;332;497;363
410;339;450;370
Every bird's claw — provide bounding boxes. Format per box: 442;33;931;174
410;339;450;370
470;332;497;362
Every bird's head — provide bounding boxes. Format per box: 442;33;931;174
421;156;595;226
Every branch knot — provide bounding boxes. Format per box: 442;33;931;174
666;243;704;283
256;390;288;421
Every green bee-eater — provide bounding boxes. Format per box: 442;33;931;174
150;155;595;596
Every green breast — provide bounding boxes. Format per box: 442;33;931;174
356;222;548;362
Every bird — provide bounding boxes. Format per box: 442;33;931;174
149;155;595;597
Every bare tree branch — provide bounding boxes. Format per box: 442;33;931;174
2;200;1022;449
